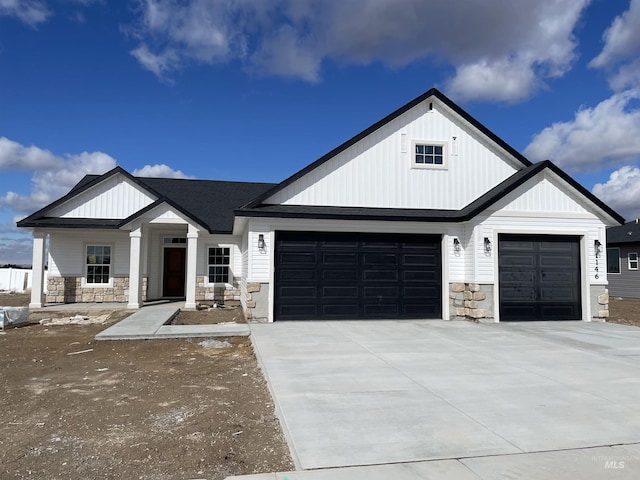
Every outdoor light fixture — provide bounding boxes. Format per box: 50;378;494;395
484;237;492;253
594;239;602;258
453;237;461;252
258;234;266;250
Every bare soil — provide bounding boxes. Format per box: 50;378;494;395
176;307;246;325
0;294;293;480
607;297;640;327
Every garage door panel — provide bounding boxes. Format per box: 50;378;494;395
278;252;317;265
363;269;399;282
500;287;536;301
499;254;535;267
279;286;317;298
322;286;358;298
539;255;575;267
363;304;399;316
323;253;358;265
275;231;441;320
499;234;581;321
403;270;438;282
279;269;317;282
362;253;398;265
322;269;358;282
500;271;535;282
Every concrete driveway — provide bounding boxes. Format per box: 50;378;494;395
250;320;640;471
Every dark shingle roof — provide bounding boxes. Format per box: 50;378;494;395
607;221;640;245
17;167;276;233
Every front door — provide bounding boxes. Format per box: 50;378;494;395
163;248;186;297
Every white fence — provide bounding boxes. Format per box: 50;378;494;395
0;268;44;293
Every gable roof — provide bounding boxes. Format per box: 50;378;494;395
17;167;276;233
236;161;625;225
242;87;533;209
607;221;640;244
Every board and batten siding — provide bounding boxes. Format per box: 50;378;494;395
265;100;519;210
48;230;130;277
607;245;640;298
49;174;155;219
195;234;242;279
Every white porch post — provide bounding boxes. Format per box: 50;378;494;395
127;227;142;309
29;230;47;308
184;226;198;310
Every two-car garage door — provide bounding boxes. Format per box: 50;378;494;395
275;232;442;320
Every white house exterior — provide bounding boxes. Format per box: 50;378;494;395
18;88;624;322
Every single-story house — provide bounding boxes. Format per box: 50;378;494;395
606;220;640;299
18;88;624;322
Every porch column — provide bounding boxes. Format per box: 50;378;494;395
184;227;198;310
127;228;142;309
29;231;47;308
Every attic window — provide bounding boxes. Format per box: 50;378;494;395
412;141;447;169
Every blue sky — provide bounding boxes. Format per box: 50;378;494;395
2;0;640;265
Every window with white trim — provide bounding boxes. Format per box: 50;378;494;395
208;247;230;283
86;245;111;284
629;252;638;270
412;141;447;169
607;247;620;274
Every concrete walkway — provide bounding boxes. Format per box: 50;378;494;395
94;302;250;340
247;320;640;477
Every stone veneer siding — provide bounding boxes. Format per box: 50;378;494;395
244;282;269;322
591;285;610;321
46;276;148;304
195;276;241;305
449;282;494;322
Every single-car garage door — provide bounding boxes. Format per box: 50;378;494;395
275;231;442;320
499;234;581;321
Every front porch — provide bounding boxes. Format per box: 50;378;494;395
28;207;241;311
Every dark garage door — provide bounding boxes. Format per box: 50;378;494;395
275;231;442;320
499;234;581;321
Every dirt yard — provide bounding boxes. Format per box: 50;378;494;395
0;294;293;480
607;297;640;327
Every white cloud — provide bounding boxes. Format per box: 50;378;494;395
0;137;62;171
132;164;193;179
128;0;589;102
524;90;640;172
0;0;50;26
592;166;640;221
590;0;640;91
0;138;117;216
130;44;180;79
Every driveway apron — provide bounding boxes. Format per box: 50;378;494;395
250;320;640;470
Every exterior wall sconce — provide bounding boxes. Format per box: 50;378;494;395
453;237;461;252
258;234;266;250
594;239;602;258
484;237;492;253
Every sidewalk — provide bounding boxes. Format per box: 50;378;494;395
94;302;250;340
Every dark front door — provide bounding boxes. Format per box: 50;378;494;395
163;248;186;297
275;231;442;320
499;234;581;321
